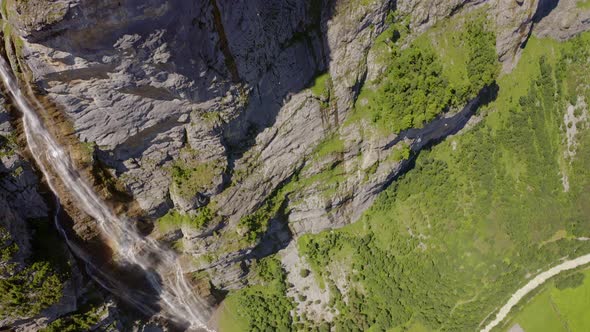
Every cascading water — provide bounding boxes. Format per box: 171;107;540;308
0;49;212;331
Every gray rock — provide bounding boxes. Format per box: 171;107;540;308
534;0;590;40
494;0;540;71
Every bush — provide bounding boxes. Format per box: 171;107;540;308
555;272;585;290
465;17;499;95
300;268;310;278
223;256;294;331
367;45;454;133
170;158;221;199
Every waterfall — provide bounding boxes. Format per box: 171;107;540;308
0;54;211;330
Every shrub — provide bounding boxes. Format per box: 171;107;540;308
0;262;63;318
555;272;585;290
300;268;311;278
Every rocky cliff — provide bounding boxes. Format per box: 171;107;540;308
1;0;590;330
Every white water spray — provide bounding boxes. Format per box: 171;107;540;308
0;52;211;330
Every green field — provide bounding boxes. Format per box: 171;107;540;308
503;268;590;332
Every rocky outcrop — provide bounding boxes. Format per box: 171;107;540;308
397;0;484;30
396;0;557;72
213;0;394;225
5;0;333;219
534;0;590;40
494;0;541;71
0;97;47;223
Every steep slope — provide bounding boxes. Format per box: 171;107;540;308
1;0;590;331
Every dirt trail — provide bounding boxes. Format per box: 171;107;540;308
481;253;590;332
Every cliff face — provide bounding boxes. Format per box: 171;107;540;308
2;0;590;329
0;94;80;330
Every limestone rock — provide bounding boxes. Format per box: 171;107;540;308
534;0;590;40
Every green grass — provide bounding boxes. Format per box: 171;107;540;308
504;269;590;332
310;72;330;97
551;271;590;331
577;0;590;9
218;296;251;332
412;12;471;89
156;207;212;233
493;36;563;115
312;133;345;159
170;157;221;199
505;291;567;332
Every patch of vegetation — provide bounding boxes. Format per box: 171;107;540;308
42;314;99;332
387;141;412;162
555;272;585;290
170;153;223;199
355;11;498;135
80;141;96;157
0;225;18;262
310;72;331;97
313;133;345;159
362;44;454;133
217;23;590;332
464;16;499;95
11;0;69;28
238;211;268;244
0;133;17;158
577;0;590;9
219;256;294;332
157;206;214;233
0;261;63;317
236;174;296;243
0;219;69;319
1;242;18;261
300;268;310;278
40;285;109;332
41;305;105;332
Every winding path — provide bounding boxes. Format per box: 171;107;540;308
481;253;590;332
